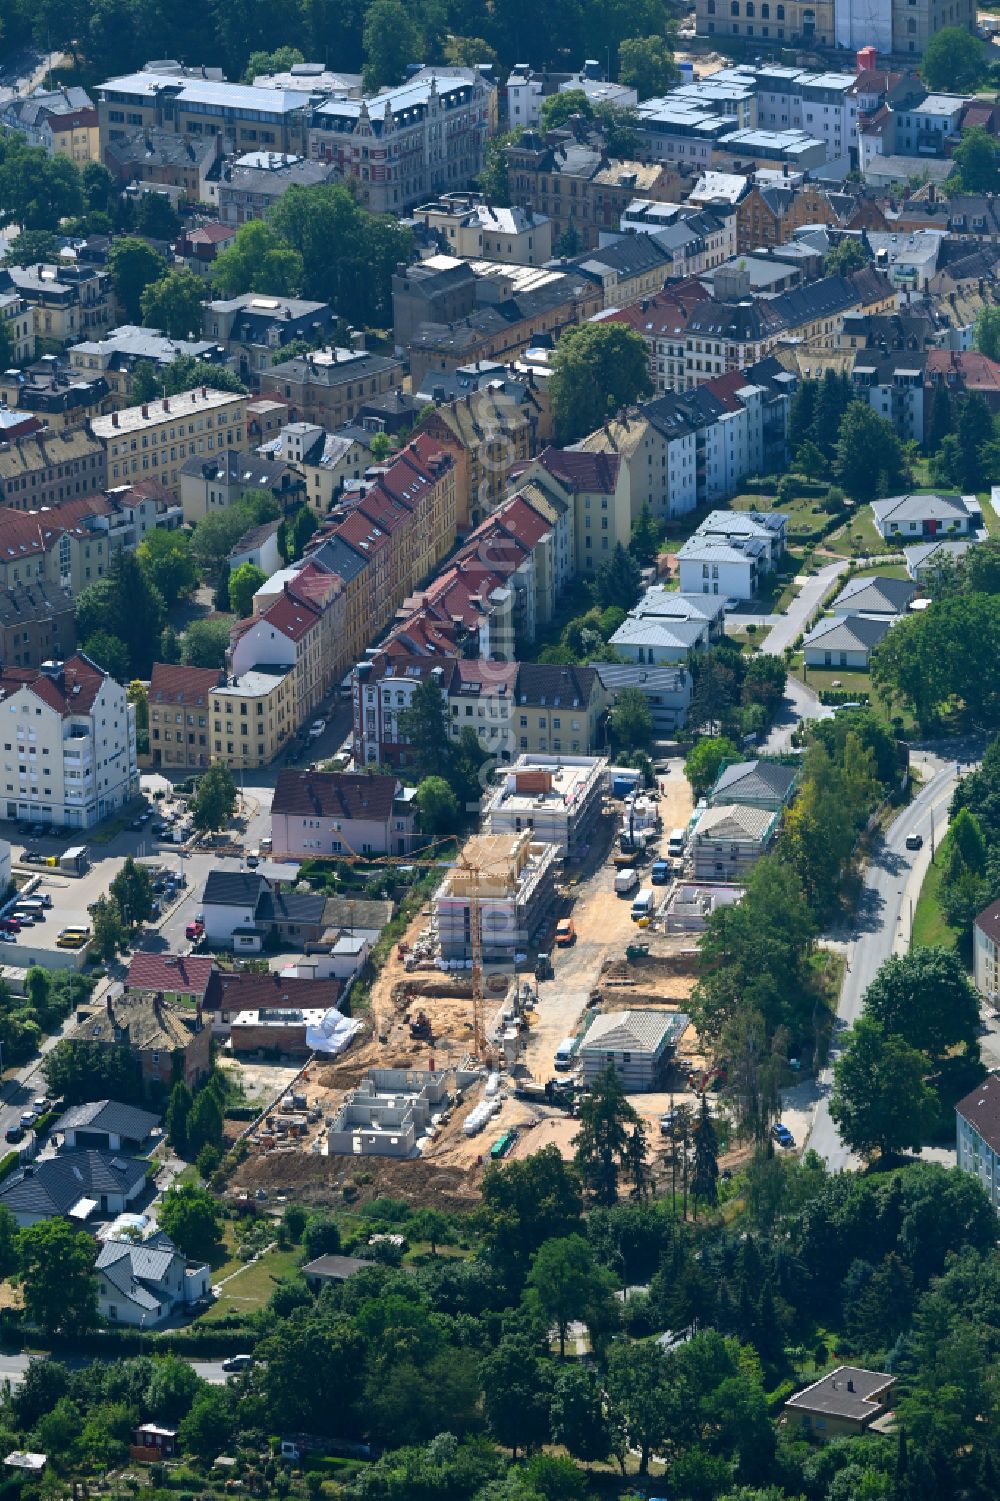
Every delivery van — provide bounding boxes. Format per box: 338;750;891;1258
614;867;639;896
554;1037;577;1071
631;888;655;922
667;827;687;858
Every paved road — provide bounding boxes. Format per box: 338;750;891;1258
760;558;849;657
807;757;961;1170
0;1352;228;1387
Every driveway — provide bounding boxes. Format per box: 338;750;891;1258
760;559;849;658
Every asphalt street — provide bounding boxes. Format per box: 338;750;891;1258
0;1352;228;1387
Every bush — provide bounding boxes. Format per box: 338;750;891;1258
0;1153;18;1183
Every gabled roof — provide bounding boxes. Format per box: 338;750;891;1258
206;970;341;1014
535;446;620;494
126;953;216;997
55;1099;161;1141
272;769;399;822
0;1151;147;1219
515;663;597;708
693;802;778;842
580;1008;688;1055
710;759;798;804
203;871;269;907
149;663;223;707
0;654;108;717
831;575;916;614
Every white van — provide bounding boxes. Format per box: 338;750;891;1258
614;867;639;897
554;1037;577;1071
631;888;655;922
667;827;687;858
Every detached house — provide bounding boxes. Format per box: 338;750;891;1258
97;1230;210;1326
270;769;417;859
690;803;779;881
802;614;892;671
201;870;327;953
871;492;981;542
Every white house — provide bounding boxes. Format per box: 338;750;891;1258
956;1073;1000;1212
97;1231;210;1326
609;616;710;665
871;492;981;543
228;519;282;578
594;664;693;734
974;899;1000;1003
0;1151;147;1227
802;613;892;670
696;508;787;567
677;537;767;601
829;575;916;618
578;1009;689;1091
270;768;417;859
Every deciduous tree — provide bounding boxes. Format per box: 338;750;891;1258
159;1183;223;1261
830;1015;937;1160
140;267;206;339
228;561;267;618
19;1219;98;1333
551;322;652;443
108;237;168;322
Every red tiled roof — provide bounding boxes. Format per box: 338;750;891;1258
207;969;341;1015
260;588;322;641
47;107;98;129
0;654;107;716
126;952;216;997
536;446;621;495
336;509;390;555
288;561;342;611
926;350;1000;391
704;368;754;412
150;663;223;706
187;224;238;245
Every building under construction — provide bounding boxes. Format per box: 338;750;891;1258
435;832;558;963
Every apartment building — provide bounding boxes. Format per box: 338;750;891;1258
522;447;632;577
264;347;405;429
0;363;109;433
202;294;337;379
179;448;299;524
506;60;636;129
598;280;712;394
848;348;927;445
105;127;221;202
308;66;496;214
97;64;312;159
0;264;113;350
69;325;229;407
505;134;684;251
412;195;553;267
147;663;223;771
0;290;34;365
218;151;338;225
0;491;166;600
415;381;542;526
0;428;107;511
91;386;247;499
270;769;417;858
209;666;297;770
513;663;602;757
695;0;835;47
230;586;325;732
0;655;138;829
1;87;99;162
0;582;76;672
956;1072;1000;1212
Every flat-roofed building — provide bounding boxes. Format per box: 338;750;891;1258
435;831;558;961
97;64;312;159
483;753;607;857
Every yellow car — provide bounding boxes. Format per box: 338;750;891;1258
56;926;90;949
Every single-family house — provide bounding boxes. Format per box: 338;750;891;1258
783;1368;895;1439
204;970;341;1035
871;492;981;542
75;992;210;1091
97;1230;210;1326
829;575;916;617
707;759;799;811
577;1009;689;1091
55;1099;160;1153
904;537;976;581
301;1253;375;1289
201;870;328;952
609;616;710;665
270;769;418;860
690;802;779;881
956;1071;1000;1210
228;519;282;577
676;537;767;601
0;1151;147;1227
802;614;892;671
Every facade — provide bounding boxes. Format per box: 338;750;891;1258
783;1368;895;1439
104;126;220;202
505;134;682;251
0;582;77;672
76;990;211;1089
413;194;553;266
270;769;417;858
91;387;247;500
203;294;337;380
0;361;109;434
956;1071;1000;1210
483;754;607;858
201;869;328;952
678;537;765;600
578;1009;688;1090
0;264;113;350
435;831;558;962
512;663;602;757
308;67;496;214
264;347;405;429
871;491;981;541
97;65;313;159
0;489;172;600
0;290;34;365
229;518;282;575
218;151;338;226
415;380;543;526
1;86;97;158
209;667;296;770
0;428;107;512
594;663;693;734
147;663;223;770
973;899;1000;1003
506;61;635;129
690;802;779;880
179;448;299;525
0;656;138;829
97;1232;210;1327
69;325;229;407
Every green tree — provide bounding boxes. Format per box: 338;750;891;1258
788;378;818;456
181;619;231;669
922;26;986;92
477;130;519;207
953;126;1000;193
955;392;994;491
0;142;83;230
684;736;739;798
593;541;642;612
690;1094;719;1211
190;505;262;571
834;401;907;502
369;431;392;463
926;381;954;453
89;895;127;960
270;183;413;325
165;1081;193;1157
229;561;267;617
160;356;247;397
830;1016;937;1160
605;1339;676;1476
19;1219;98;1333
159;624;182;664
629;501;664;565
549;1363;613;1464
551;322;652;443
186;1089;224;1158
824;237;869;276
82;630;130;682
479;1144;583;1284
109;855;154;927
574;1062;649;1205
618;35;679;99
140;267;206;339
158;1183;223;1261
214;560;232;613
146;1356;203;1423
525;1232;617;1357
75;549;165;678
134;191;181;241
2;228;60;266
137;529;199;608
861;947;980;1064
212;219;304;298
242;44;305;81
481;1337;552;1458
291;504;317;558
610;686;653;754
177;1389;233;1460
975;304;1000;362
108;237;168;322
415;775;461;836
446;35;499;69
408;1207;450;1254
812;368;853;459
540;89;594;132
397;674;450;781
190;762;238;831
362;0;422;89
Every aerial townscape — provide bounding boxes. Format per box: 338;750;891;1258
3;0;1000;1497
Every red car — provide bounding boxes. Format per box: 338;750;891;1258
185;920;204;941
0;917;20;934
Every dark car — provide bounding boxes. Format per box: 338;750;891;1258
4;1126;23;1144
905;833;923;851
0;918;20;934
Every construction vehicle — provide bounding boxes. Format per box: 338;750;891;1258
535;952;554;981
408;1010;432;1041
626;941;650;961
513;1077;578;1113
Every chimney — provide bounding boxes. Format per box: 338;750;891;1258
163;397;170;412
141;404;149;419
202;384;208;397
106;993;114;1017
112;411;119;427
847;1378;855;1392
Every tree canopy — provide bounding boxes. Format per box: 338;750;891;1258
550;322;652;443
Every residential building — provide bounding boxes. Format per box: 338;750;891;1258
270;768;417;858
97;1231;210;1326
0;361;109;432
1;86;96;157
0;655;138;828
783;1368;895;1439
201;869;327;953
506;60;635;129
230;1004;345;1055
483;754;607;857
69;325;229;407
578;1009;689;1090
904;536;976;581
563;234;674;311
678;536;766;601
973;898;1000;1002
695;0;835;47
525;446;631;576
328;1067;450;1158
830;575;916;617
204;970;341;1035
435;831;558;962
147;663;223;770
0;1151;147;1228
0;263;113;349
594;663;693;734
0;489;168;599
308;66;497;214
848;348;927;446
228;569;329;728
416;380;543;525
75;990;210;1089
802;613;893;669
176;221;239;269
203;294;337;380
610;614;711;664
126;953;216;1010
413;194;553;266
714;127;828;175
38;105;101;162
97;64;313;159
55;1099;161;1153
91;386;248;499
926;350;1000;415
0;290;34;364
209;666;297;770
179;447;299;524
690;802;779;880
617;202;737;276
505;133;683;251
104;126;221;202
446;660;518;763
0;582;76;671
0;427;107;511
632;98;743;172
708;758;799;810
735;181;850;254
263;346;405;430
301;1254;374;1288
957;1072;1000;1210
229;518;282;575
273;423;371;513
512;663;602;757
871;491;981;541
218;151;339;226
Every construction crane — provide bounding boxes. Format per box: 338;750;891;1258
454;845;487;1061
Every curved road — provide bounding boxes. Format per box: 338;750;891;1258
807;757;961;1170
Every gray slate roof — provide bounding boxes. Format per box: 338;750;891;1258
710;759;798;805
802;614;892;652
56;1099;160;1142
831;575;916;614
580;1009;689;1055
872;492;976;525
0;1151;147;1219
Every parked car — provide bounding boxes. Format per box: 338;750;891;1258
659;1111;676;1136
771;1122;795;1148
4;1126;23;1144
245;853;260;869
0;918;20;934
18;1111;36;1129
0;932;16;944
222;1354;253;1374
186;920;204;941
309;719;326;739
905;833;923;851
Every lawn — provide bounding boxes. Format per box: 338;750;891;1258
200;1242;302;1321
912;855;959;951
792;664;916;733
825;506;886;558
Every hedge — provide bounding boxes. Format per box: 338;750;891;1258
224;1106;258;1122
0;1318;255;1358
0;1152;19;1184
